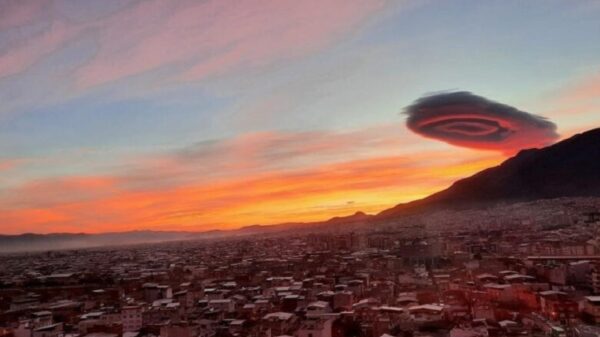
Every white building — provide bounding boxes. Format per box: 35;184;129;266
121;306;143;332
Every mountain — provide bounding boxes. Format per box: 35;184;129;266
0;230;226;253
3;128;600;253
0;212;376;253
236;211;373;233
325;211;371;224
377;127;600;219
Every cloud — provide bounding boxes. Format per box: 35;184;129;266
0;1;46;30
109;123;427;191
549;72;600;120
0;0;385;87
0;124;502;234
73;0;386;87
0;159;21;172
0;21;75;79
404;91;559;154
0;153;499;234
561;72;600;103
0;0;388;119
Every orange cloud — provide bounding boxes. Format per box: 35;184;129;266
0;125;503;234
560;72;600;103
0;159;20;172
543;72;600;124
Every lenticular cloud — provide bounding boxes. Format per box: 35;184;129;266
404;91;559;153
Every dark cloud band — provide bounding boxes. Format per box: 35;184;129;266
405;91;558;153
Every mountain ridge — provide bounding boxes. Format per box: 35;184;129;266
3;127;600;252
376;127;600;218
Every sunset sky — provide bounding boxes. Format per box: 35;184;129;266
2;0;600;234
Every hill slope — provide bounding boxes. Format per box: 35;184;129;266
377;127;600;218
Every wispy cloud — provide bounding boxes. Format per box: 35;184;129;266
556;72;600;114
0;1;47;30
0;21;75;79
0;125;502;234
539;71;600;136
0;159;22;172
0;0;387;87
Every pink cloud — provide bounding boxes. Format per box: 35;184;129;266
0;21;75;78
0;1;386;87
125;123;423;190
0;159;21;172
180;0;386;81
405;92;559;155
75;0;386;87
562;72;600;102
0;0;46;30
541;72;600;129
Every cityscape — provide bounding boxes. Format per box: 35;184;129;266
2;1;600;337
3;195;600;337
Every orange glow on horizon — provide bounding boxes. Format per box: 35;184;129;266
0;151;503;234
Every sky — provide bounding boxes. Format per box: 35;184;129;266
1;0;600;234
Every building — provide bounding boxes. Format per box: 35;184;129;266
207;299;235;313
297;318;333;337
583;296;600;323
121;306;142;332
408;304;445;325
539;291;579;323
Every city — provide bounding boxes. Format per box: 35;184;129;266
2;197;600;337
2;1;600;337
